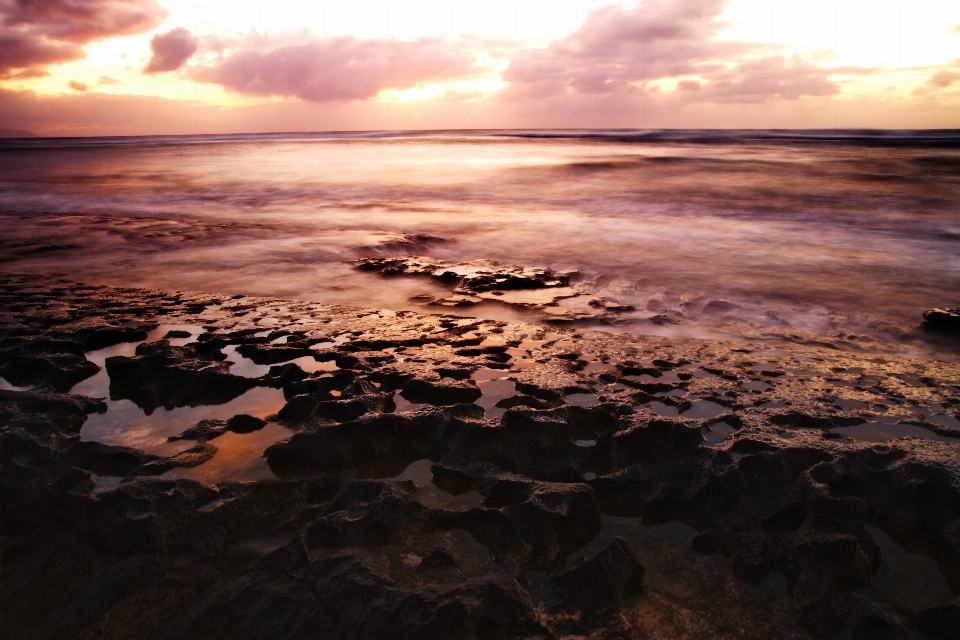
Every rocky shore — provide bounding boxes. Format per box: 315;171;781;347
1;273;959;639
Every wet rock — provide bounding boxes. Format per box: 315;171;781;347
137;442;218;475
262;362;308;387
691;531;720;555
67;326;153;351
354;256;632;323
435;366;474;381
495;395;554;410
553;537;644;623
770;411;866;429
313;392;395;423
420;547;455;568
166;413;269;446
266;405;480;478
169;419;227;442
0;351;99;392
66;440;161;476
400;378;481;406
20;337;87;356
226;413;268;433
915;603;960;640
732;548;770;583
255;544;542;640
4;276;960;640
277;394;319;422
923;307;960;333
302;480;432;548
360;232;451;255
441;475;602;570
611;417;704;466
105;340;258;413
354;256;574;292
366;368;415;392
702;300;742;316
236;344;315;365
443;409;583;482
0;390;103;484
514;383;565;406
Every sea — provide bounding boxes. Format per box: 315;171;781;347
1;129;959;356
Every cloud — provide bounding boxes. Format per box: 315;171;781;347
144;27;198;73
1;76;958;138
694;55;841;102
927;68;960;88
4;66;49;79
0;0;167;76
66;79;87;91
502;0;855;104
138;1;864;109
503;0;742;97
190;32;482;102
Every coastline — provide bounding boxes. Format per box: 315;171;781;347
1;272;959;638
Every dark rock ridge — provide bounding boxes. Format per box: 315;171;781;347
354;256;634;322
924;308;960;333
105;339;259;413
168;414;268;442
1;274;960;639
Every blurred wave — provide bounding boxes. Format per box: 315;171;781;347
1;130;958;354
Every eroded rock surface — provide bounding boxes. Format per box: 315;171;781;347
1;274;959;639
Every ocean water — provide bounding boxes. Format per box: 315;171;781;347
1;130;958;355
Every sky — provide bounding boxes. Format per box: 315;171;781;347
1;0;958;136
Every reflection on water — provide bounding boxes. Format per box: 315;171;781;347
0;378;32;391
389;458;484;512
702;421;737;447
565;392;600;406
69;323;205;399
392;393;421;413
287;356;338;374
1;131;958;353
222;344;272;378
471;367;509;382
80;386;286;456
475;378;515;418
162;422;296;484
681;399;726;419
832;420;957;444
68;322;310;479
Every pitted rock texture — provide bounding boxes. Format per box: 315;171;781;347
0;274;959;639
